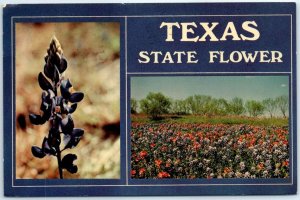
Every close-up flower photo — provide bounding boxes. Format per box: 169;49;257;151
15;22;120;179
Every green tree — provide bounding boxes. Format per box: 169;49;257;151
171;99;189;115
229;97;244;116
197;95;212;115
200;98;229;117
186;96;196;114
186;95;212;115
179;99;190;114
245;100;264;117
214;98;229;116
206;98;217;117
131;98;138;114
170;99;180;115
262;98;277;118
140;92;171;119
276;95;289;118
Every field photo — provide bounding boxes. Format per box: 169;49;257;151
130;76;289;179
15;22;120;179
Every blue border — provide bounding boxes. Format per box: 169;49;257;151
3;3;297;196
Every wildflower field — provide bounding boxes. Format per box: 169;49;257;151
131;116;289;179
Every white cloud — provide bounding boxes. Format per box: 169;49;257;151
281;84;287;87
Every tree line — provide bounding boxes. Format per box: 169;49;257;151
131;92;288;119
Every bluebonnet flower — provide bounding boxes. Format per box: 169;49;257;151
30;37;84;179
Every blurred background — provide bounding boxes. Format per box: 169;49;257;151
15;22;120;179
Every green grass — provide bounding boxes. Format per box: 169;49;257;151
131;114;288;127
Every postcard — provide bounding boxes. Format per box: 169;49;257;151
3;3;297;196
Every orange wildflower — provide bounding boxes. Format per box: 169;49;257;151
157;171;170;178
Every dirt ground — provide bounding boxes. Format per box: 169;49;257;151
15;23;120;179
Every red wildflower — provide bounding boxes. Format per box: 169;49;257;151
171;137;177;143
282;160;289;167
248;138;256;147
193;141;200;150
238;136;243;143
161;146;167;152
139;150;148;158
157;171;170;178
131;170;136;176
139;168;146;176
155;159;162;168
223;167;231;174
257;162;264;170
166;162;171;168
272;141;279;146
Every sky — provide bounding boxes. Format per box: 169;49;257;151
131;76;289;101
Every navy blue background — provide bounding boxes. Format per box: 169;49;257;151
127;16;291;73
3;3;297;196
